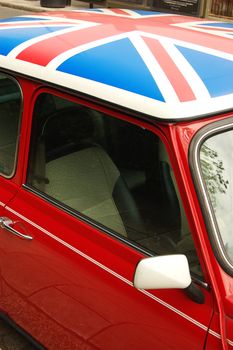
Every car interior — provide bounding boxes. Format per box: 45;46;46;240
27;93;202;278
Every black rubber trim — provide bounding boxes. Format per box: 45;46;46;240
23;184;208;289
22;183;152;257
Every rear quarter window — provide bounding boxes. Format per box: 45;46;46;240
0;73;22;177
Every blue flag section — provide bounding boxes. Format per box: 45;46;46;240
57;38;165;101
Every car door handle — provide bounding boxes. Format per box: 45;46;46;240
0;217;33;240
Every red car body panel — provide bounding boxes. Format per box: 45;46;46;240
0;9;233;350
0;82;213;349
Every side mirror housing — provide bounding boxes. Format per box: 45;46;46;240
133;255;191;290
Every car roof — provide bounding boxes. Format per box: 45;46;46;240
0;9;232;120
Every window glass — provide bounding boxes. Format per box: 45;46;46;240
200;129;233;263
0;73;21;176
27;93;202;277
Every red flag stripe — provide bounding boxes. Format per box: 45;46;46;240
16;24;122;66
109;9;132;16
143;36;196;102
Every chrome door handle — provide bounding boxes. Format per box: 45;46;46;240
0;217;33;240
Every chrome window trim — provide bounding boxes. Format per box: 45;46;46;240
190;117;233;275
0;71;23;179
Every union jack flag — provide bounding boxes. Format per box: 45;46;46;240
0;9;232;119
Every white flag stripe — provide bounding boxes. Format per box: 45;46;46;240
16;15;96;24
173;21;233;40
7;22;100;59
47;29;180;104
140;30;233;61
46;32;131;69
160;39;211;100
129;32;179;103
0;23;75;30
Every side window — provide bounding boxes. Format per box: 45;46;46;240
0;73;22;177
200;129;233;266
27;93;202;278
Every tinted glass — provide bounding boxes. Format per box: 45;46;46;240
27;93;202;277
200;129;233;263
0;74;21;176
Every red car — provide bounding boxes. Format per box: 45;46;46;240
0;8;232;350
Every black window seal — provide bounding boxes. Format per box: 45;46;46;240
189;116;233;276
23;183;208;289
22;183;153;257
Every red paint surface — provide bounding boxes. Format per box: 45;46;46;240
0;78;232;349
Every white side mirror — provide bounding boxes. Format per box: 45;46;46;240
133;255;191;290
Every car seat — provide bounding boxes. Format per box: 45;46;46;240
30;106;144;238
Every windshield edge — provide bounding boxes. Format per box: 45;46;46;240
189;117;233;276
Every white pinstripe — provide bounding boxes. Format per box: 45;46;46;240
0;204;230;346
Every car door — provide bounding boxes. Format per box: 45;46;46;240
0;72;25;299
0;88;214;350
